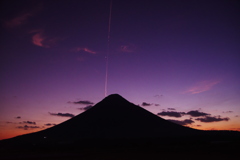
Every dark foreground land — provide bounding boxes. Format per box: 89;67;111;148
0;146;238;160
1;139;239;160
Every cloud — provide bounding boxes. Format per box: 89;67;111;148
3;3;42;28
141;102;152;106
6;121;13;124
73;100;94;105
223;111;233;113
22;121;36;125
167;119;195;126
183;80;220;94
30;29;58;48
154;95;163;98
186;110;211;117
73;47;96;54
32;32;45;47
157;111;186;118
17;125;40;130
49;112;75;118
195;116;230;123
4;13;33;28
78;105;93;111
167;108;176;110
15;116;21;119
44;123;56;126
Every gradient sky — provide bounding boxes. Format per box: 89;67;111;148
1;0;239;140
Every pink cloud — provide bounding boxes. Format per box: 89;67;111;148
183;80;220;94
73;47;96;54
30;29;58;48
32;32;45;47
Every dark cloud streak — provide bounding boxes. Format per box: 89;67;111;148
78;105;93;111
195;116;230;123
22;121;36;125
141;102;151;106
49;112;75;118
186;110;210;117
44;123;56;126
167;119;194;126
157;111;185;118
16;125;40;130
73;100;94;105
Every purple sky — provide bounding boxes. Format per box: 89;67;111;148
0;0;240;140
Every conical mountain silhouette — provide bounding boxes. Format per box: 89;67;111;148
2;94;239;148
44;94;198;140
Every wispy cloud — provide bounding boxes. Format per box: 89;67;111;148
222;111;233;113
49;112;75;118
4;13;33;28
4;3;42;28
15;116;21;119
6;121;13;124
16;125;40;130
72;47;96;54
183;80;220;94
154;95;163;98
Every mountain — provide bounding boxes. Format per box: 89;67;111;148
1;94;239;149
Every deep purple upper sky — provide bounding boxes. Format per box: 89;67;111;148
0;0;239;139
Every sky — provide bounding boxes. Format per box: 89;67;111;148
0;0;239;140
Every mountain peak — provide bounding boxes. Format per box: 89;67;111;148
105;93;124;98
102;94;127;102
90;94;132;112
96;94;131;106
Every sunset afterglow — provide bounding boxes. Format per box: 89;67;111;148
1;0;239;140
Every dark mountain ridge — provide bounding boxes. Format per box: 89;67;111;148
1;94;240;150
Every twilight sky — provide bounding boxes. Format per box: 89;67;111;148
0;0;239;140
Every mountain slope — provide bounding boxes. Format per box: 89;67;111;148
41;94;198;140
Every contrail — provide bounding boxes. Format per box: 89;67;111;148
105;0;112;97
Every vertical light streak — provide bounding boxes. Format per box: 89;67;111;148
105;0;112;97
